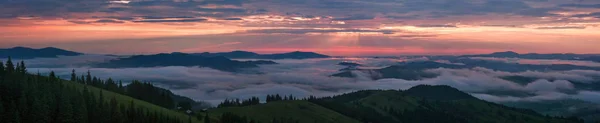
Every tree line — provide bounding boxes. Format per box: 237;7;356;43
69;70;176;109
0;57;186;123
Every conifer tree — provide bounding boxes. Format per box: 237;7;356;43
204;113;210;123
7;101;20;123
0;61;5;76
0;96;3;122
19;61;26;74
72;91;88;123
86;71;92;85
57;89;74;123
6;57;14;73
71;69;77;82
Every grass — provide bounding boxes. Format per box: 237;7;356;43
206;100;360;123
60;80;202;123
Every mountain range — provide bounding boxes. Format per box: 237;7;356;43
465;51;600;62
194;51;330;59
95;52;277;72
0;47;82;59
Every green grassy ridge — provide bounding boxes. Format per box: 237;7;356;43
59;79;201;123
205;100;360;123
312;87;579;123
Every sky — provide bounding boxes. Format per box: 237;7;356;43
1;0;600;56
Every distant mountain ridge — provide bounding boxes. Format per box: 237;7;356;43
95;52;277;72
194;51;330;59
0;46;82;59
465;51;600;62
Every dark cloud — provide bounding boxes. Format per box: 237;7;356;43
536;26;587;29
95;19;125;23
481;24;523;28
140;16;196;19
195;8;247;13
0;0;593;25
415;24;458;28
223;18;243;20
132;18;208;23
246;29;395;34
572;12;600;18
333;14;375;21
559;4;600;8
0;0;103;18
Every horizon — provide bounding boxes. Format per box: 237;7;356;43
3;46;600;56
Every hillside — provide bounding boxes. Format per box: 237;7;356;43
205;101;360;123
201;85;581;123
311;85;581;123
0;47;82;59
62;79;201;123
0;58;200;123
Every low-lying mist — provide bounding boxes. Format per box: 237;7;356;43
24;55;600;105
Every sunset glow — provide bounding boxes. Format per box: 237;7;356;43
1;0;600;55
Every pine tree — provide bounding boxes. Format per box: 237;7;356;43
49;71;56;81
71;69;77;82
19;61;26;74
204;113;210;123
57;89;75;123
72;91;88;123
0;96;4;122
15;61;21;74
6;57;14;73
0;61;5;76
109;97;124;123
86;71;92;85
7;101;20;123
30;94;50;123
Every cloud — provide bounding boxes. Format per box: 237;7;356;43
139;16;196;19
24;57;600;105
536;26;587;29
559;4;600;8
472;92;570;102
524;79;574;92
415;24;458;28
571;12;600;18
332;14;375;21
95;19;125;24
245;29;396;34
428;67;600;83
573;91;600;103
469;57;600;68
223;18;243;20
132;18;208;23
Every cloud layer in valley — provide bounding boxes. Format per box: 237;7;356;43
23;56;600;105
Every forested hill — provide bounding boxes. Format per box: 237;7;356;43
203;85;584;123
0;58;200;123
0;47;82;59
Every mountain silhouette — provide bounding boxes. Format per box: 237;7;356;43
194;51;330;59
0;47;82;59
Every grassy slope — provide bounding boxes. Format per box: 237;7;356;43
60;80;201;123
207;100;360;123
316;89;575;123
